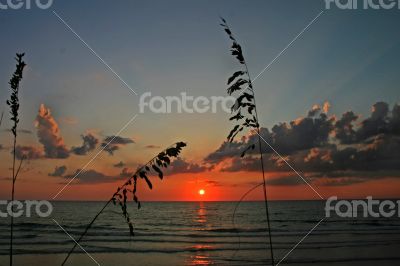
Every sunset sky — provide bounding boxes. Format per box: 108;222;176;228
1;0;400;201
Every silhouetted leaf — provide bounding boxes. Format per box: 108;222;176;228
248;105;254;115
227;71;245;85
229;111;244;121
152;165;163;179
164;156;170;165
242;92;254;101
227;78;247;95
241;144;256;157
144;176;152;189
69;142;187;255
229;126;243;142
139;171;147;179
227;125;240;141
231;42;244;64
7;53;26;138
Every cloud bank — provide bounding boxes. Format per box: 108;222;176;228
205;102;400;186
63;169;124;184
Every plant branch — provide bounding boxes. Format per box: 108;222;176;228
221;19;275;265
7;53;26;266
61;142;187;266
0;111;4;127
13;157;25;183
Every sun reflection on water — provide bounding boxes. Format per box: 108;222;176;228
186;254;214;265
195;202;207;224
186;202;215;265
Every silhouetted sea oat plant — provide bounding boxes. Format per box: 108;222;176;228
0;111;4;127
220;18;275;265
6;53;26;266
62;142;187;266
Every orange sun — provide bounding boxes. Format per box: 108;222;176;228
199;189;205;196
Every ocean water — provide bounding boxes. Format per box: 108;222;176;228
0;201;399;265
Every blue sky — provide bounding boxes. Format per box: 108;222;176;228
1;0;400;200
1;1;399;135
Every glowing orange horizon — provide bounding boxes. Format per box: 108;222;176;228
1;172;400;201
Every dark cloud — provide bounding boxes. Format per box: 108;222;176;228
221;134;400;175
390;104;400;134
316;177;367;186
15;145;43;160
113;161;125;168
63;169;124;184
204;180;223;187
116;158;206;179
119;167;134;178
311;169;400;179
204;140;247;163
165;158;207;175
267;176;304;186
334;111;358;144
145;144;161;149
206;102;400;186
267;110;334;155
101;136;134;155
48;165;67;177
307;104;321;117
35;104;69;159
205;105;335;162
71;133;99;155
335;102;400;144
104;136;134;145
356;102;390;141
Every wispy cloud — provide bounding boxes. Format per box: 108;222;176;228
60;116;78;125
101;136;134;155
145;144;161;149
15;145;43;160
113;161;125;168
165;158;207;175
